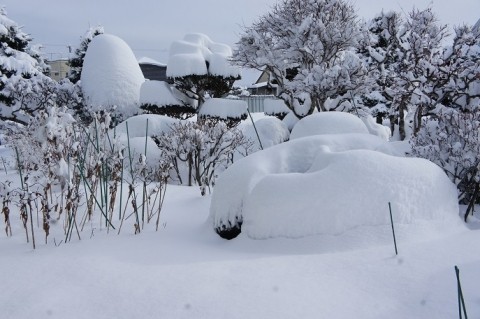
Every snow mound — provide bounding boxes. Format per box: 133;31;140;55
209;135;458;239
167;33;240;78
198;98;247;120
361;115;391;141
290;112;369;139
239;116;290;151
81;34;145;119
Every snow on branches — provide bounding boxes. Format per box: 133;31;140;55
233;0;368;118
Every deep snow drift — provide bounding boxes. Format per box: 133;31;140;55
210;111;458;239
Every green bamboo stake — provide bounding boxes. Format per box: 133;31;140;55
455;266;468;319
76;163;115;229
141;119;149;228
247;109;263;150
388;202;398;256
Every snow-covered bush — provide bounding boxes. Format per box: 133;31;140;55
167;33;240;108
410;109;480;221
5;108;172;247
140;80;195;119
81;34;145;124
198;98;248;127
153;119;253;195
209;134;458;239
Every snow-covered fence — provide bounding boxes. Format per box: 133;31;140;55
235;95;277;113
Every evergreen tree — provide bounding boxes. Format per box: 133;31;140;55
67;25;104;83
0;7;54;126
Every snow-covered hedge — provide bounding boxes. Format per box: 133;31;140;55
209;134;458;239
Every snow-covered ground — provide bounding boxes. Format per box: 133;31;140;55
1;113;480;318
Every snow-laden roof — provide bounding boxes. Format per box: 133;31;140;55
138;56;166;66
198;98;248;120
209;134;458;239
140;80;181;107
81;34;145;118
167;33;240;78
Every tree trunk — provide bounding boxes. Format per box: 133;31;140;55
399;99;407;141
464;182;479;222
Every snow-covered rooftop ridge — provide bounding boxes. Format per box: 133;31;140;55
138;56;166;66
198;98;247;119
167;33;240;78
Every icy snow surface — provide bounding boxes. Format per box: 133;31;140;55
81;34;145;118
167;33;240;78
209;133;459;239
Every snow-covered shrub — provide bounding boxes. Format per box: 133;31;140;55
140;80;195;119
153;119;253;195
410;109;480;221
167;33;240;107
263;99;290;120
209;134;458;239
198;98;248;128
81;34;145;124
5;108;173;246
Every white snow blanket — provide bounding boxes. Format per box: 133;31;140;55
209;134;458;239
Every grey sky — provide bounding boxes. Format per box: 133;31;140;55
2;0;479;64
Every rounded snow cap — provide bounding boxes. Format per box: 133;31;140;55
81;33;145;121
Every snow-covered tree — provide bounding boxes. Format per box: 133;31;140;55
0;7;54;126
67;26;104;84
440;25;480;112
389;8;449;140
233;0;368;119
167;33;241;109
410;108;480;221
359;11;403;126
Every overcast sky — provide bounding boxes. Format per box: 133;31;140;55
2;0;479;64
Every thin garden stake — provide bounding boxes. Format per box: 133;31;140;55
247;109;263;150
141;119;149;228
455;266;468;319
388;202;398;255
